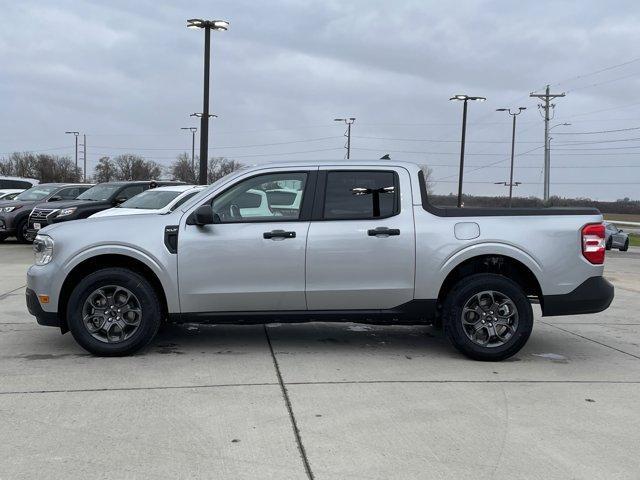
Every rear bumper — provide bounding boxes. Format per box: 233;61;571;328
542;276;614;317
26;288;60;327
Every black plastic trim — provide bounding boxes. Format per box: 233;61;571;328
169;299;438;325
164;225;179;254
26;288;60;327
541;276;614;317
417;170;601;217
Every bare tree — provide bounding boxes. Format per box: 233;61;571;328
93;157;117;183
0;152;80;182
169;153;198;183
113;154;162;181
207;157;244;183
419;165;435;196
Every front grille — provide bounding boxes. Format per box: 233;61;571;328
30;208;56;222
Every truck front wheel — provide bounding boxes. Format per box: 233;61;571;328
67;268;162;356
442;273;533;361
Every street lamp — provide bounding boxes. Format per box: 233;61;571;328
65;131;80;177
450;95;486;207
187;18;229;185
496;107;526;207
180;127;198;179
334;117;356;159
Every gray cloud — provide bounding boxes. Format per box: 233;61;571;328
1;0;639;199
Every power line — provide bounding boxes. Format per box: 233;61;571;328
566;71;640;93
354;135;540;144
551;56;640;88
554;125;640;135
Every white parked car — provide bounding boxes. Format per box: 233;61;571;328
0;189;24;200
90;185;204;218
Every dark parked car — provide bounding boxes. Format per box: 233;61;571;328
0;183;93;243
604;222;630;251
28;180;183;236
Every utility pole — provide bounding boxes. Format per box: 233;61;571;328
530;85;565;202
65;131;80;177
181;127;198;181
496;107;526;207
334;117;356;159
80;134;87;182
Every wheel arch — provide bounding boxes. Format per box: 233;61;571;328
58;254;169;333
437;254;543;308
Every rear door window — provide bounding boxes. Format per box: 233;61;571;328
323;171;399;220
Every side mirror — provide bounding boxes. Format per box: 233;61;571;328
49;196;62;202
619;229;624;233
188;205;215;226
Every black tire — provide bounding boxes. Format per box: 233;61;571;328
67;268;162;356
442;273;533;361
620;239;629;252
0;234;6;243
15;218;31;243
605;238;612;250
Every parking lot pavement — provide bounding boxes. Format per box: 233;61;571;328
1;246;640;479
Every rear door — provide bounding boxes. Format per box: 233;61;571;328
305;166;416;310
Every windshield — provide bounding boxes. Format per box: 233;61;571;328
119;190;182;209
15;185;60;201
77;184;121;201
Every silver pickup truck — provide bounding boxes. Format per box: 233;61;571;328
26;161;614;361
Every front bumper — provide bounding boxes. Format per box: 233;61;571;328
542;276;614;317
0;215;17;235
26;288;60;327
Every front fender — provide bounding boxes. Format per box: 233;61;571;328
55;243;178;313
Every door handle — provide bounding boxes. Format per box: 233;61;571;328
368;227;400;237
263;230;296;239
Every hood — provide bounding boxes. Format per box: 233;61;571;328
36;199;111;210
91;208;159;218
0;199;35;209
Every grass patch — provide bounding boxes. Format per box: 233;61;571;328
630;234;640;247
604;213;640;223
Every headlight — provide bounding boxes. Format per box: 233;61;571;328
33;235;54;265
57;207;77;217
3;206;19;212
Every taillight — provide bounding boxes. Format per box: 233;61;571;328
582;223;605;264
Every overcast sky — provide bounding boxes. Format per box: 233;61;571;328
1;0;640;200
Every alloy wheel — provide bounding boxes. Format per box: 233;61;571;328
461;290;519;348
82;285;143;343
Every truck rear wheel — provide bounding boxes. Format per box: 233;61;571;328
442;273;533;361
67;268;162;356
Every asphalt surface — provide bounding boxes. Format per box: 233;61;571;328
1;242;639;479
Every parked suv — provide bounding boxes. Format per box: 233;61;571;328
0;183;93;243
27;180;182;237
26;161;613;360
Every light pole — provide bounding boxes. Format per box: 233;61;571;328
180;127;198;180
496;107;526;207
334;117;356;159
65;131;80;178
450;95;486;207
187;18;229;185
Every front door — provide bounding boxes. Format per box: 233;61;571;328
305;167;416;310
178;170;315;313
